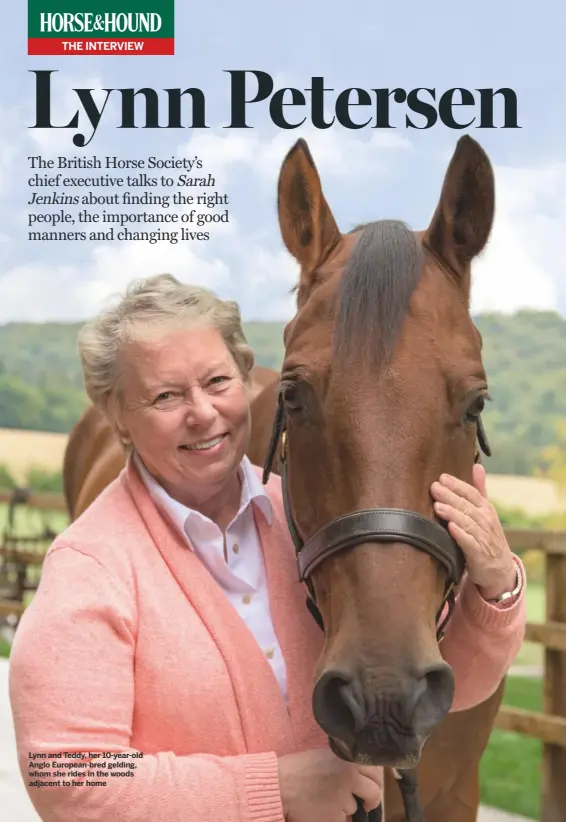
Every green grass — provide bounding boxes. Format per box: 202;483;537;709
478;583;545;818
0;635;10;658
0;502;68;537
514;583;545;669
480;676;542;819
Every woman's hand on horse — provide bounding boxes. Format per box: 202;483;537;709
430;463;517;599
277;748;382;821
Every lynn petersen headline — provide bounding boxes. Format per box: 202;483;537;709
28;69;520;148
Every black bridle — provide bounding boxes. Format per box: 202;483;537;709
262;393;491;822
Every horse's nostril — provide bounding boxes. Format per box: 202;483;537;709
423;663;454;700
313;669;367;739
413;662;455;734
338;679;367;734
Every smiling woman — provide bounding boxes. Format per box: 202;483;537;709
8;272;387;822
77;275;255;527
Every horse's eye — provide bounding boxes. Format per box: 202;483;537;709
465;395;486;423
282;384;303;412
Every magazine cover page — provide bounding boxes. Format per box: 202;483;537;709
1;3;565;821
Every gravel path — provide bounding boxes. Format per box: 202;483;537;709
478;809;535;822
0;659;40;821
0;659;536;821
509;665;543;678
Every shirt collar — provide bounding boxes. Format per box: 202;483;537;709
133;451;273;535
239;454;273;525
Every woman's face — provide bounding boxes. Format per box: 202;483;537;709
114;323;251;508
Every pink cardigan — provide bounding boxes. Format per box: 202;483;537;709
9;456;526;822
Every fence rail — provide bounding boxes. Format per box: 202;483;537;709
0;490;66;623
0;490;68;512
493;528;566;822
1;496;565;819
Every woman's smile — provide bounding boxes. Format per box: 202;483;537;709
180;432;229;454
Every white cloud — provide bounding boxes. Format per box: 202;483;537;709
180;125;412;189
87;240;232;308
0;241;232;323
0;197;297;322
0;103;25;196
1;102;565;325
237;245;299;320
471;162;566;314
0;124;414;323
0;262;82;322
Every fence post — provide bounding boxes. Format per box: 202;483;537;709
541;545;566;822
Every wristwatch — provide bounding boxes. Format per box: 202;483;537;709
485;562;523;605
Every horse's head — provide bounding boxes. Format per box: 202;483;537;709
275;135;494;767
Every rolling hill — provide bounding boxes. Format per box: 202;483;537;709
0;309;565;477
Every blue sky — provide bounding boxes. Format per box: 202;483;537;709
1;1;565;323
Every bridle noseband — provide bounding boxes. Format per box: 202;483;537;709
262;393;491;822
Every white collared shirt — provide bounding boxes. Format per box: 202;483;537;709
133;452;289;705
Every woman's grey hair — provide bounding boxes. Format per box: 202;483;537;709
78;273;255;413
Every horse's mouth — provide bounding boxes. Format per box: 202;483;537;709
329;735;353;761
328;733;422;769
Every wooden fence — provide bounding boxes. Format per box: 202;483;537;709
0;489;66;621
493;528;566;822
1;493;566;819
0;489;68;512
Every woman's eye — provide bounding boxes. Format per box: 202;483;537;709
465;396;486;423
154;391;180;406
208;376;229;388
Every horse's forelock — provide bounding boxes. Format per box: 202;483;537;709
334;220;423;370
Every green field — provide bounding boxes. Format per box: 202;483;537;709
3;310;566;478
480;677;542;819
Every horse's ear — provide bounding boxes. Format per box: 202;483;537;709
277;139;341;300
424;135;494;293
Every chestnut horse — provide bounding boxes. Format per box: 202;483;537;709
249;133;504;821
62;135;504;820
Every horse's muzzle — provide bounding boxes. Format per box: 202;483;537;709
312;662;455;766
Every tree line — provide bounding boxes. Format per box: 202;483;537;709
1;310;565;478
